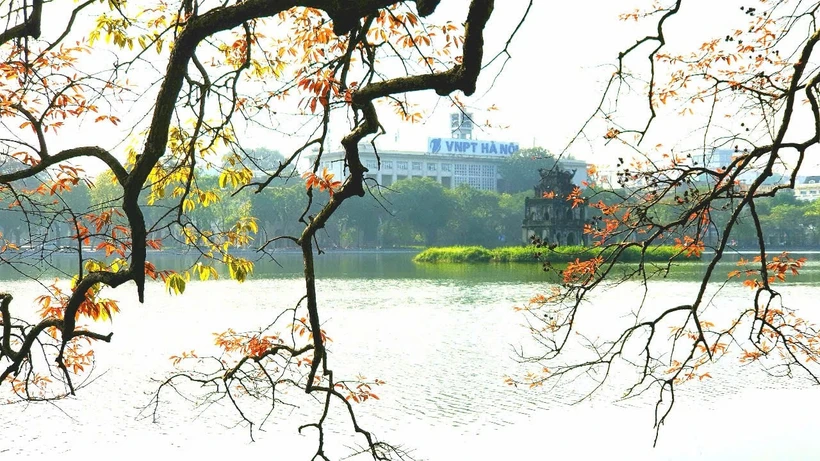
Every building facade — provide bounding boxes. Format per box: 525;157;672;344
307;142;506;191
302;113;589;192
795;176;820;201
305;143;588;192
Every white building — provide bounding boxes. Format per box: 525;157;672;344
303;113;587;191
795;176;820;201
304;141;587;192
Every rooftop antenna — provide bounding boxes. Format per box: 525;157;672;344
450;112;473;139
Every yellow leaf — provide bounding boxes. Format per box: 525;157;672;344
165;272;186;295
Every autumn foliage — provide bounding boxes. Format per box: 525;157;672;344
511;0;820;446
0;0;500;458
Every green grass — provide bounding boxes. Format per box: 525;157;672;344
412;246;494;263
413;245;694;264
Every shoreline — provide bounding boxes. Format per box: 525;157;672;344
413;245;697;264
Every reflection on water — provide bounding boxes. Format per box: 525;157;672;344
1;252;820;459
7;249;820;284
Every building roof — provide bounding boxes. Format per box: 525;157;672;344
305;143;521;162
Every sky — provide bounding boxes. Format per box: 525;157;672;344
23;0;820;174
32;1;648;158
376;0;820;174
394;0;638;151
323;0;810;170
337;0;644;159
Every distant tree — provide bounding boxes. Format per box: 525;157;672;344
497;147;556;193
771;189;799;208
445;185;503;246
384;178;451;245
335;192;383;247
760;203;810;247
239;147;296;180
497;191;530;244
87;171;123;210
249;184;305;244
802;199;820;246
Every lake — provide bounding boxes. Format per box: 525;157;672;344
2;252;820;460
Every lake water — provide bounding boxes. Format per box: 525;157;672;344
2;252;820;460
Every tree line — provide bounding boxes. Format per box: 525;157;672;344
589;185;820;251
0;147;559;252
0;174;531;251
4;164;818;253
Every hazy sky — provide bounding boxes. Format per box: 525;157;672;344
27;0;820;174
411;1;636;149
361;0;640;158
362;0;767;166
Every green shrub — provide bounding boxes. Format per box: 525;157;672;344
412;246;493;263
413;244;695;264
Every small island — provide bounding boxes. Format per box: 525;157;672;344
413;244;692;264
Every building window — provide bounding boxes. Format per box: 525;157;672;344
469;164;481;176
481;165;495;177
383;160;393;170
468;177;481;188
412;161;422;171
454;176;468;187
441;163;451;172
481;177;495;190
397;161;408;171
454;164;468;176
365;160;377;169
427;163;437;172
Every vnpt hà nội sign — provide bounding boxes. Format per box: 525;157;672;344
428;138;519;156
